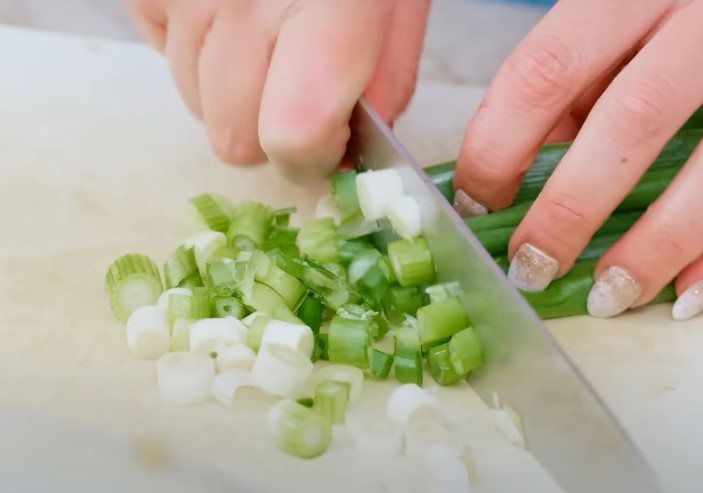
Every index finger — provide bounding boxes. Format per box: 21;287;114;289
452;0;669;213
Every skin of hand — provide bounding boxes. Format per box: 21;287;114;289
124;0;431;184
453;0;703;321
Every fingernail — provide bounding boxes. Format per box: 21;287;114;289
672;281;703;321
453;190;488;217
507;243;559;292
587;266;642;318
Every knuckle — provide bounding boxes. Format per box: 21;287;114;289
507;36;579;109
543;192;589;227
605;76;671;146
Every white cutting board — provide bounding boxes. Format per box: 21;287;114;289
0;26;701;493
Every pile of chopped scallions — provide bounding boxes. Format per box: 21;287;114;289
105;168;496;486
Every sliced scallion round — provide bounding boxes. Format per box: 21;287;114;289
387;237;435;287
156;351;215;404
448;327;483;375
355;169;404;221
183;230;227;281
251;343;313;398
309;364;364;403
386;383;441;428
125;305;170;360
105;254;163;323
260;320;315;359
157;287;193;312
216;344;257;372
387;195;422;240
170;316;196;351
267;399;332;459
163;246;198;289
313;380;350;424
189;317;247;355
296;218;340;264
211;369;257;409
188;193;233;233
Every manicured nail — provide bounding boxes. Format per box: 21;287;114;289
453;189;488;217
587;266;642;318
507;243;559;292
672;281;703;321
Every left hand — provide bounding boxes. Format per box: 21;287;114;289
453;0;703;320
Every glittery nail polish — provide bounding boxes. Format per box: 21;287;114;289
507;243;559;292
587;266;642;318
453;189;488;217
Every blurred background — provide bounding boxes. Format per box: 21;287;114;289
0;0;550;86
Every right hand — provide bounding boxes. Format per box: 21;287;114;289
125;0;431;182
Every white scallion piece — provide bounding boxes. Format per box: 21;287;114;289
347;250;381;286
241;311;264;327
211;370;257;408
216;344;257;372
314;193;341;224
125;305;171;360
267;399;332;459
251;343;313;398
404;419;450;457
352;418;404;460
260;320;314;359
170;316;197;351
183;230;227;280
356;169;404;221
309;364;364;403
386;384;441;428
387;195;422;240
424;443;473;493
157;287;193;311
491;392;526;448
189;317;247;355
156;352;215;404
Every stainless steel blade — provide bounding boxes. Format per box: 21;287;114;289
345;99;661;493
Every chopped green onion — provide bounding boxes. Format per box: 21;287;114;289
448;327;483;375
213;296;244;318
313;333;329;362
377;255;397;284
206;260;237;287
260;320;315;359
170;316;197;351
356;169;404;221
331;170;364;230
105;253;163;323
252;343;313;398
178;271;204;288
339;239;375;266
313;381;350;424
297;397;315;408
168;289;211;320
368;348;394;379
348;249;382;285
163;246;198;289
211;370;257;409
327;317;372;368
247;314;272;351
227;201;274;250
125;305;171;360
425;282;463;304
266;399;332;459
387;237;435;287
382;285;426;325
207;244;240;263
188;193;233;233
385;383;441;428
183;230;228;281
297;295;324;333
427;342;467;386
296;218;340;264
356;265;390;304
387;195;423;240
417;296;469;347
156;351;215;404
157;287;192;312
249;251;306;310
309;364;364;403
273;206;297;227
215;345;257;372
189;317;247;355
394;322;423;386
262;226;299;256
245;282;289;315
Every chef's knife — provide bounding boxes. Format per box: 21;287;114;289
345;99;661;493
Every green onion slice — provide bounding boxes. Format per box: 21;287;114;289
105;253;163;323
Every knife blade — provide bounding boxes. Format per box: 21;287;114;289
344;99;661;493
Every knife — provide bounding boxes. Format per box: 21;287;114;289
344;99;661;493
